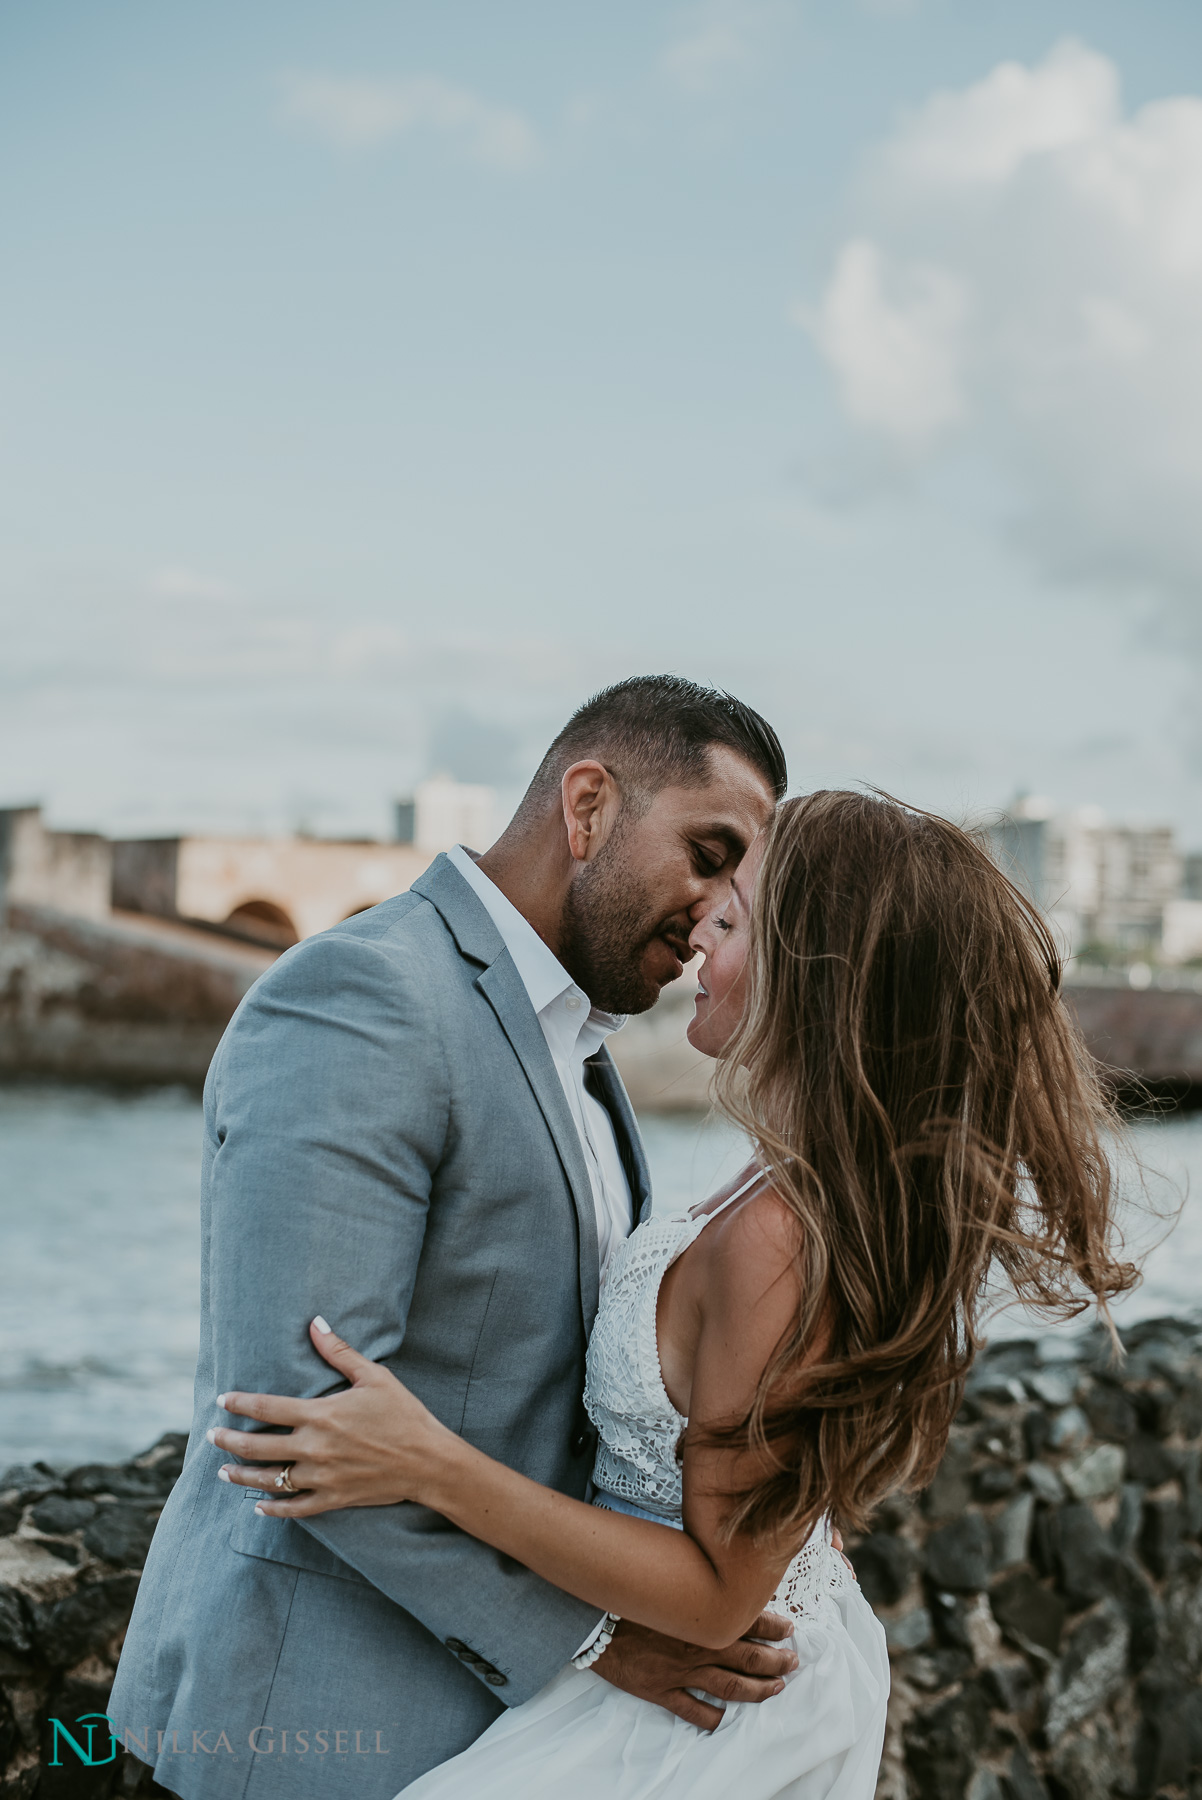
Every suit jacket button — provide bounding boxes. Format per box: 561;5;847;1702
571;1432;590;1457
444;1638;468;1655
484;1672;508;1686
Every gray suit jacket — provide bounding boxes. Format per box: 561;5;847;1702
108;855;651;1798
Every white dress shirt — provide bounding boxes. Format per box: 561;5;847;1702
446;845;634;1283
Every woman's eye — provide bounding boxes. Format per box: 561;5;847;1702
713;914;732;932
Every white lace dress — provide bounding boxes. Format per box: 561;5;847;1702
401;1197;890;1798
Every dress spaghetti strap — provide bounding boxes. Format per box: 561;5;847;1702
689;1165;773;1223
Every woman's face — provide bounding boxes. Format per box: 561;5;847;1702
685;832;764;1059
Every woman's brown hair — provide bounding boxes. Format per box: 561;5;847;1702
711;789;1138;1543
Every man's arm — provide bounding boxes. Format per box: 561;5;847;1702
205;928;602;1703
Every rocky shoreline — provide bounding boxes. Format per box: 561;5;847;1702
2;1318;1202;1798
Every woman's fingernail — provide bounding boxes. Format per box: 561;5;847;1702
254;1504;267;1516
313;1316;332;1335
216;1393;227;1408
217;1467;231;1483
205;1428;218;1445
774;1681;786;1694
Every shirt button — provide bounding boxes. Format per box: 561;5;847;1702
565;995;582;1011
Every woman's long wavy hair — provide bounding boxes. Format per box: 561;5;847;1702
710;789;1138;1544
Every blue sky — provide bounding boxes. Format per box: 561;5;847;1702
3;1;1201;843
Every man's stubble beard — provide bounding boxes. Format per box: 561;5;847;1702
558;842;667;1016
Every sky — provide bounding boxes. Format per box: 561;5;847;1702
3;0;1202;845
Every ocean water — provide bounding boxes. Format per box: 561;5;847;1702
1;1084;1199;1468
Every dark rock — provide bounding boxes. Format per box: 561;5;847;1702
1027;1366;1079;1408
32;1574;140;1667
0;1462;62;1500
1162;1558;1202;1679
925;1514;992;1593
975;1465;1019;1502
1180;1447;1202;1537
1047;1406;1091;1453
993;1493;1036;1571
1048;1715;1130;1800
1134;1667;1202;1797
43;1539;82;1565
82;1504;160;1569
1109;1554;1163;1672
0;1496;22;1536
1000;1744;1050;1800
1178;1374;1202;1440
904;1679;993;1800
1054;1503;1120;1608
0;1584;32;1655
1026;1462;1065;1505
930;1590;974;1651
983;1660;1038;1715
0;1687;17;1781
1135;1380;1181;1439
979;1341;1040;1378
990;1571;1067;1659
850;1531;916;1608
1084;1382;1138;1443
1112;1482;1146;1554
976;1419;1027;1465
924;1435;974;1523
1024;1410;1052;1461
1140;1496;1184;1580
1126;1433;1180;1488
66;1463;170;1502
1044;1600;1130;1743
31;1496;98;1535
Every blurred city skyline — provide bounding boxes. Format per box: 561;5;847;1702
4;1;1202;846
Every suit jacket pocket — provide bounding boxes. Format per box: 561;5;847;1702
227;1493;370;1586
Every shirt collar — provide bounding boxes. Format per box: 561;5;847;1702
446;844;626;1040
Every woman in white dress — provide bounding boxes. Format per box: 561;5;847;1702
213;791;1135;1798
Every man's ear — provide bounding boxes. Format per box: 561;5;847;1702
561;761;622;864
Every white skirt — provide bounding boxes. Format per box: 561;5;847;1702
399;1581;889;1799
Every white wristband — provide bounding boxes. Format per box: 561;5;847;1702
572;1613;620;1669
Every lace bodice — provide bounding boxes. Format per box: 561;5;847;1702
583;1197;855;1626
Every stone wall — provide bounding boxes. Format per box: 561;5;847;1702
1;1326;1201;1797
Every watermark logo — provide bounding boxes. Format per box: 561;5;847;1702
48;1713;118;1768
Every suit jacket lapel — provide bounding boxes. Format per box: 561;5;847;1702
476;958;600;1332
585;1048;652;1227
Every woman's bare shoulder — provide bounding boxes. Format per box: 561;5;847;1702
702;1184;801;1312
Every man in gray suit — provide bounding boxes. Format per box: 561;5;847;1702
109;676;791;1797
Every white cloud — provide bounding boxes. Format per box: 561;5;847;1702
804;239;967;445
886;39;1118;187
662;0;786;94
804;38;1202;608
278;72;539;171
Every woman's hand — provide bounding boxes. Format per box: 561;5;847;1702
209;1319;457;1517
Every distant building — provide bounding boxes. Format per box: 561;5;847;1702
394;776;495;854
988;796;1184;961
0;808;112;922
2;777;498;950
111;834;432;946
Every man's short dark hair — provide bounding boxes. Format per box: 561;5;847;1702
524;675;787;812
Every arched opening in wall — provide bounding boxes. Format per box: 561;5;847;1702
223;900;300;949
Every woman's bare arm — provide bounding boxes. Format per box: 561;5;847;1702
211;1192;806;1650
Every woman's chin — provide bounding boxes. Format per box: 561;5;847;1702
686;1014;719;1061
